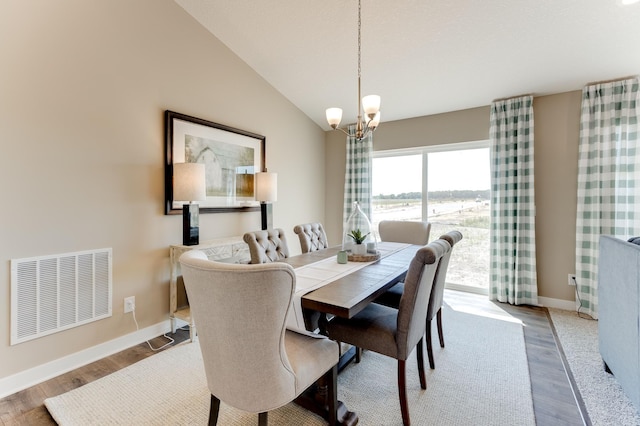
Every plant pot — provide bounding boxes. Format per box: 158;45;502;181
352;244;367;255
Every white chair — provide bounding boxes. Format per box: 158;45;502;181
293;222;329;253
179;250;339;425
378;220;431;245
243;228;290;264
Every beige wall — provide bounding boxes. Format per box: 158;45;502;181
325;92;582;302
0;0;325;380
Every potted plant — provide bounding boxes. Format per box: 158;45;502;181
347;229;369;255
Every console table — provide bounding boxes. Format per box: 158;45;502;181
169;236;250;341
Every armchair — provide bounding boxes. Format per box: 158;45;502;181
179;250;339;425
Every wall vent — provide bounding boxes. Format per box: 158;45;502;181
10;248;112;345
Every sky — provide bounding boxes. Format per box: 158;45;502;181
372;148;490;195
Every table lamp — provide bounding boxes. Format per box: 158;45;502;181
256;171;277;230
173;162;206;246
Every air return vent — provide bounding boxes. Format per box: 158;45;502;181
10;248;112;345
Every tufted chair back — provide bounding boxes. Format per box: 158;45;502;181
243;228;290;264
293;223;329;253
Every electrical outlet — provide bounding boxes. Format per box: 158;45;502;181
124;296;135;313
567;274;576;286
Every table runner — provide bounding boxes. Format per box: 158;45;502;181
287;242;410;330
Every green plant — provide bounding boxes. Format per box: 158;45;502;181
347;229;369;245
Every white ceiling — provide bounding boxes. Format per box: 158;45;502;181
175;0;640;131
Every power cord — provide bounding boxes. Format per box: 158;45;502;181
572;276;595;320
130;306;176;352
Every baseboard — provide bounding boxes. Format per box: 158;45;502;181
538;296;578;311
0;319;172;399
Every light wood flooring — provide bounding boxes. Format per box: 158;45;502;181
0;291;587;425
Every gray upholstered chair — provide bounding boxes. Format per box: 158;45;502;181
243;228;290;264
376;230;463;369
293;222;329;253
326;240;450;426
378;220;431;245
179;250;339;426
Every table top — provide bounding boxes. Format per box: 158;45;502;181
282;244;422;319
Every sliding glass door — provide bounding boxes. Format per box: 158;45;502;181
372;142;490;294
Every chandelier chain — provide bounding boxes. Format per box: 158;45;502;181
358;0;361;80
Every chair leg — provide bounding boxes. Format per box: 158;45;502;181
325;364;338;426
397;360;411;426
208;395;220;426
416;338;427;389
258;412;268;426
437;308;445;348
426;319;435;370
355;346;362;363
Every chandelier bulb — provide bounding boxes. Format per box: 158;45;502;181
326;107;343;129
362;95;381;117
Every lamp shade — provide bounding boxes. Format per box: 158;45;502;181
326;108;343;128
173;162;206;202
256;172;277;202
362;95;381;117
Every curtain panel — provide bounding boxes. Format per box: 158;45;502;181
343;124;373;225
575;77;640;319
489;95;538;305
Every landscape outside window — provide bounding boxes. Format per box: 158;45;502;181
372;146;490;292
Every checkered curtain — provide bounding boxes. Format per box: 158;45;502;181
343;124;373;226
489;95;538;305
576;77;640;319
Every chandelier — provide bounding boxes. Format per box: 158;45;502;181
325;0;381;140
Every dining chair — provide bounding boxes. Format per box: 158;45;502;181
243;228;290;264
378;220;431;245
375;230;463;369
179;250;339;426
293;222;329;253
326;240;450;426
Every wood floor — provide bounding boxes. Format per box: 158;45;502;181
0;291;587;426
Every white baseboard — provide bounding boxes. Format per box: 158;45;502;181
0;320;172;399
537;296;578;311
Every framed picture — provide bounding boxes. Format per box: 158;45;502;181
165;110;265;215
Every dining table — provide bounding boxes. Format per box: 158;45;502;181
280;241;423;426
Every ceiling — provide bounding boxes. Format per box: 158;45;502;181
175;0;640;131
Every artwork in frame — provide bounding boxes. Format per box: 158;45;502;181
164;110;265;215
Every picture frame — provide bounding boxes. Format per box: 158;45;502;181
164;110;265;215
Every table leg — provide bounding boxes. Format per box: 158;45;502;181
295;312;358;425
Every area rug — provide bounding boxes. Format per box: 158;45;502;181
548;308;640;426
45;304;534;425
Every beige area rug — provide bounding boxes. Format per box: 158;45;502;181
549;308;640;426
45;301;534;425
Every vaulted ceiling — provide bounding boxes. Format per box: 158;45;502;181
176;0;640;130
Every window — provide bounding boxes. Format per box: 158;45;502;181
372;141;490;293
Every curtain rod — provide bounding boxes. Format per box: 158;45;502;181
491;94;533;103
584;75;639;87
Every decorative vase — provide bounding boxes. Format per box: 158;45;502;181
342;201;377;253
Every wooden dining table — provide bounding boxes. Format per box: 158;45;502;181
280;242;423;426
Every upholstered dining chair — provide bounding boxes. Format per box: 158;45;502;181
326;240;450;426
243;228;290;264
376;230;463;369
378;220;431;245
179;250;339;426
293;222;329;253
